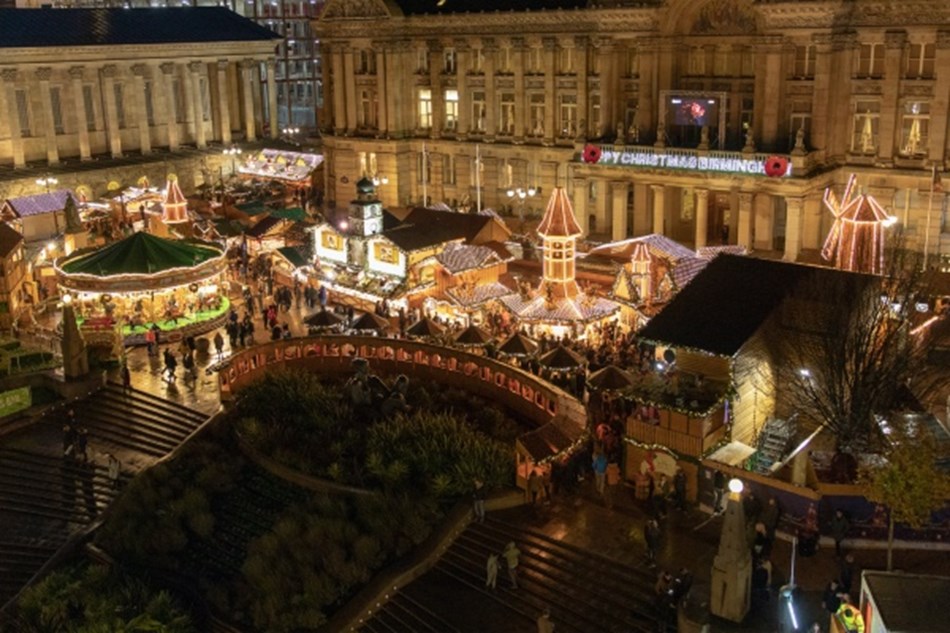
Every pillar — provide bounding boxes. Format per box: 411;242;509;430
160;62;180;150
1;70;24;168
638;39;656;142
543;37;556;145
633;183;650;236
483;38;497;139
929;31;950;162
131;64;152;155
376;45;389;136
100;64;123;158
754;37;784;151
575;36;588;139
573;177;589;237
737;192;753;250
428;40;444;139
69;66;91;160
802;195;823;250
753;193;774;251
784;196;804;262
35;67;60;165
512;37;525;142
188;62;206;148
695;189;709;249
241;59;257;142
454;38;468;136
343;46;358;133
266;59;278;139
651;184;666;235
709;487;751;622
809;34;832;155
878;31;906;162
594;178;608;234
331;47;346;134
216;60;232;144
611;181;628;241
828;34;857;159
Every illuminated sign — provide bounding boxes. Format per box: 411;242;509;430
584;147;793;177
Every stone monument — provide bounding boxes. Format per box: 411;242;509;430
710;478;751;622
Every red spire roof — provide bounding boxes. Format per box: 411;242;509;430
162;177;189;224
537;187;582;238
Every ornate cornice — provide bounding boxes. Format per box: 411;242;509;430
34;67;52;82
68;66;84;80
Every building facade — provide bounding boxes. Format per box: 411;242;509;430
0;8;281;169
315;0;950;264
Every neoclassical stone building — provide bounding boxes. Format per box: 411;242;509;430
0;8;281;170
315;0;950;264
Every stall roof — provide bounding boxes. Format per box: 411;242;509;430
245;215;284;238
864;572;950;632
2;190;76;218
0;224;24;258
59;232;222;276
270;207;307;222
275;246;309;269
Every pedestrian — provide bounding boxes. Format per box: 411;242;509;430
831;509;850;557
713;469;726;512
822;579;842;614
106;453;120;489
536;607;555;633
472;479;487;522
502;541;521;589
671;567;693;602
163;349;177;382
76;427;89;463
182;351;196;386
120;362;132;393
144;326;156;356
673;467;687;511
653;473;670;519
760;497;781;540
528;468;544;505
838;554;857;594
752;522;772;561
62;415;77;458
485;552;499;590
654;571;674;633
592;449;607;495
835;602;865;633
644;518;661;566
213;331;225;359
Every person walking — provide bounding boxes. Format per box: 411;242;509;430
831;509;850;557
536;607;555;633
485;553;499;590
213;331;225;359
644;518;661;566
144;326;156;356
502;541;521;589
163;349;177;383
106;453;120;489
473;479;487;523
182;351;196;387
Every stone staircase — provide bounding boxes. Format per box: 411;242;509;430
0;383;207;608
361;517;672;633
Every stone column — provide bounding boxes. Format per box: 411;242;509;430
454;38;468;136
828;34;857;158
709;486;751;622
1;70;24;168
755;37;784;151
69;67;91;160
737;192;753;249
573;177;589;236
753;193;774;251
100;64;123;158
878;31;906;162
930;31;950;162
131;64;152;155
651;184;665;235
695;188;709;249
331;47;346;134
35;67;59;165
802;194;823;250
160;62;180;150
343;46;358;133
266;59;278;139
638;39;656;142
611;180;628;241
241;60;257;141
215;60;232;144
512;38;525;142
633;183;650;235
428;40;444;139
542;37;556;144
575;36;588;139
375;44;389;136
188;62;206;148
809;34;832;155
483;39;497;139
784;196;804;262
600;40;616;137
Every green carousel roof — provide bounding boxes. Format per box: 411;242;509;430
60;232;223;277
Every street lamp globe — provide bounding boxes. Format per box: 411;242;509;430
506;189;515;198
728;478;744;494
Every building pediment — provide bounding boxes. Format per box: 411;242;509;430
321;0;395;20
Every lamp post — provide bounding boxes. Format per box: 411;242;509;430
222;147;242;177
282;127;301;145
36;175;60;234
710;477;752;622
506;184;539;230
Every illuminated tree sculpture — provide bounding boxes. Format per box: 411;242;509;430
821;174;896;275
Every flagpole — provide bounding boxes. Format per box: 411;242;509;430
422;142;428;208
475;144;482;214
924;165;935;271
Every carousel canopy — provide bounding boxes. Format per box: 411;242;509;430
304;309;343;329
406;316;445;338
497;331;539;357
350;311;391;331
59;232;222;277
539;345;586;369
454;323;493;346
587;365;636;392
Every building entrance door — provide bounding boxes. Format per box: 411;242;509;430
710;192;733;245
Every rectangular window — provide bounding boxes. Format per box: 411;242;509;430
49;87;64;135
15;89;30;136
529;93;545;136
471;90;486;132
360;89;377;128
472;48;484;74
416;47;429;74
559;94;577;137
444;154;456;185
590;93;601;134
741;97;754;135
906;43;935;79
82;85;96;131
199;78;210;122
714;48;731;76
499;92;515;135
624;99;638;134
899;101;929;157
851;100;881;154
444;48;456;74
501;160;513;189
113;82;125;129
418;88;432;129
144;81;155;126
501;46;512;74
789;101;811;149
444;89;458;130
793;45;816;78
588;180;597;202
857;44;884;78
528;47;543;74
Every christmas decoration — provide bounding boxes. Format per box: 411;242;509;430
763;155;789;178
821;173;896;274
582;144;602;164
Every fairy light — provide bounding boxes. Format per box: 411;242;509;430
821;173;897;275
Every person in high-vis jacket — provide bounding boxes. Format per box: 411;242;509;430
835;603;865;633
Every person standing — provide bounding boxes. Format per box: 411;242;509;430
592;449;607;495
831;509;850;557
821;579;842;615
213;331;225;359
144;326;156;356
485;553;499;590
120;363;132;393
62;416;77;458
106;454;120;489
472;479;486;523
644;519;661;566
502;541;521;589
536;608;555;633
835;602;865;633
713;469;726;512
673;467;687;511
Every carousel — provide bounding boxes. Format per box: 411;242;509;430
499;187;621;339
54;231;230;346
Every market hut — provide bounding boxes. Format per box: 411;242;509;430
55;232;229;345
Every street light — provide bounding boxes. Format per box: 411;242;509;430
506;184;540;226
371;173;389;186
222;147;242;176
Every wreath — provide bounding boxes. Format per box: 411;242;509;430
189;283;199;293
764;155;789;178
582;144;602;164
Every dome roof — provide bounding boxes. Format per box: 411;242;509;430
356;177;376;194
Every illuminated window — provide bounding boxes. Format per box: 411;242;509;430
906;43;935;79
444;89;458;130
899;101;929;157
376;243;398;263
418;88;432;129
471;91;486;132
851;100;880;154
322;231;341;250
529;93;545;136
499;92;515;135
560;94;577;137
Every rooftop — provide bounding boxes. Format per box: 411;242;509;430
0;224;24;259
3;190;76;218
864;572;950;632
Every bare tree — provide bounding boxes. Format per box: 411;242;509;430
768;244;944;455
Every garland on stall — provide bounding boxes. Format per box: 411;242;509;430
533;429;590;466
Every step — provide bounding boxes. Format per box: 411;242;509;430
103;383;207;424
90;392;204;435
74;407;193;449
81;399;200;440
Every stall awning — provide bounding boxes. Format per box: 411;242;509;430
269;207;307;221
275;246;309;269
705;441;756;467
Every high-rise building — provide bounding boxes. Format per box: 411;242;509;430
315;0;950;265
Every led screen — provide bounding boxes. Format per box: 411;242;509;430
668;97;719;127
